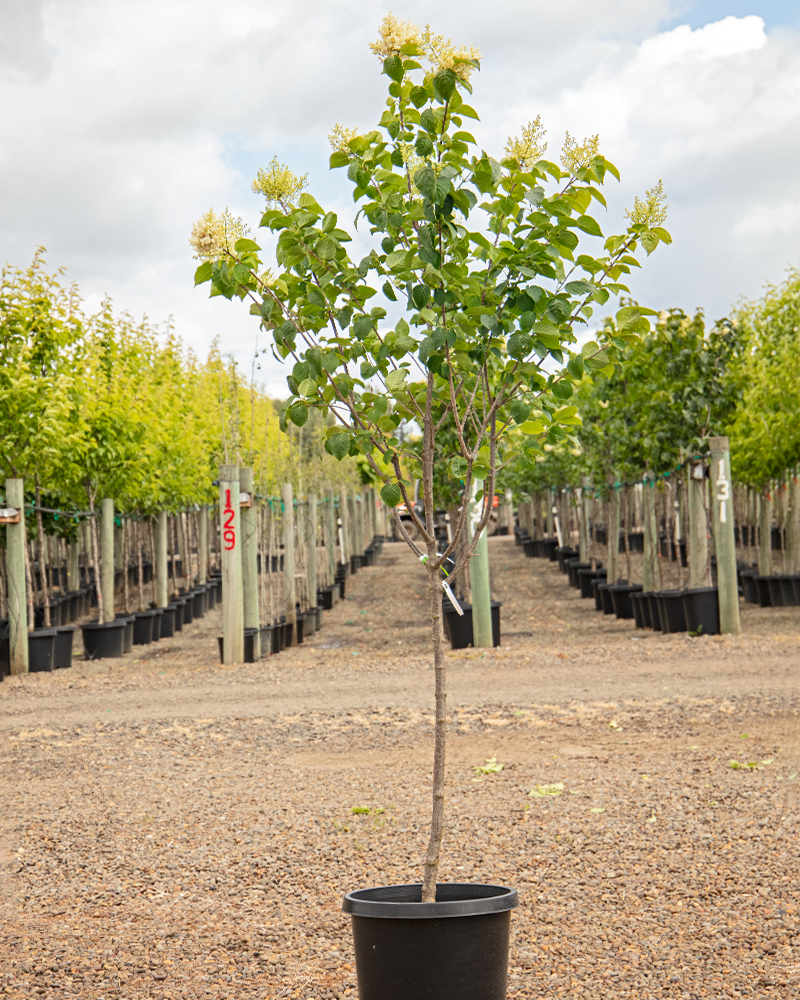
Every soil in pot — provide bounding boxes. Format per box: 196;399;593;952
81;621;126;660
29;629;57;672
343;883;518;1000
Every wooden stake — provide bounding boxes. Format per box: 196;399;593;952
607;482;620;584
5;479;28;674
219;465;244;663
758;487;773;577
306;493;318;610
709;436;740;634
239;467;259;630
283;483;297;645
470;480;493;648
688;462;709;588
101;498;115;622
198;505;208;584
643;477;658;593
155;510;168;608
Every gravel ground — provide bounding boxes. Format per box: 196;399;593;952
1;537;799;999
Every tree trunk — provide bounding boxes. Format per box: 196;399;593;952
34;481;50;627
137;520;145;611
87;492;104;622
421;384;446;903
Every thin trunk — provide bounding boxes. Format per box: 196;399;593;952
122;517;130;612
623;487;632;583
24;539;35;632
421;374;446;904
34;480;50;627
87;492;104;621
137;520;145;611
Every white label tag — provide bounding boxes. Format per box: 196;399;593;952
442;579;464;615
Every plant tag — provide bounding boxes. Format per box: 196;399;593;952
0;508;20;524
442;579;463;615
239;492;252;508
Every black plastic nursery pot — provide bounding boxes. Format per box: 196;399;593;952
591;578;604;611
81;620;126;660
259;625;273;658
181;598;194;625
53;626;75;669
765;576;785;607
556;546;578;572
631;591;653;629
159;606;176;638
442;600;501;650
29;629;57;672
779;576;798;606
192;589;206;619
754;575;773;607
740;569;758;603
656;590;687;633
150;608;163;639
597;582;616;615
646;593;663;631
544;538;559;561
205;584;217;610
115;614;135;653
342;883;518;1000
681;587;720;636
170;599;185;630
578;567;606;600
610;583;642;620
132;611;156;645
217;629;259;663
786;575;800;606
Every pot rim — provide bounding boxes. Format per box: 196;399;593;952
342;882;518;920
80;620;126;631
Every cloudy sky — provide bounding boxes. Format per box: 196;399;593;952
2;0;799;395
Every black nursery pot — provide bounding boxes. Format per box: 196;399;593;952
29;629;57;672
656;590;687;633
610;583;642;620
132;611;156;645
53;626;75;669
343;883;518;1000
81;620;126;660
681;587;720;636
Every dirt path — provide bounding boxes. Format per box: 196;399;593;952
1;537;799;999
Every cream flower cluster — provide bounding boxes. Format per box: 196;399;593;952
625;179;669;227
251;156;308;207
189;208;249;261
505;116;548;170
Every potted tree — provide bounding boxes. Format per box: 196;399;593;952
191;14;670;997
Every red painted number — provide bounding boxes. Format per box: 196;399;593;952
223;487;236;551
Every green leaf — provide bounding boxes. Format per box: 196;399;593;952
567;355;584;379
298;378;317;397
509;400;531;424
328;432;351;461
385;368;407;390
380;482;402;507
450;456;468;478
565;279;594;296
382;281;397;301
316;237;339;260
289;403;309;427
575;215;604;237
383;54;404;82
194;262;213;285
330;150;350;169
413;164;437;202
507;333;533;360
433;68;457;102
292;361;310;383
234;238;261;252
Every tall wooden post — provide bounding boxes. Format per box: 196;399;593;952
787;476;800;575
155;510;168;608
101;498;115;622
198;505;208;584
607;482;620;584
758;488;773;576
709;437;740;635
306;493;318;610
67;539;79;593
688;461;709;588
239;468;259;630
282;483;297;645
5;479;28;674
177;511;188;589
578;480;590;562
325;489;336;584
470;480;493;648
219;465;244;663
643;477;658;593
339;489;349;566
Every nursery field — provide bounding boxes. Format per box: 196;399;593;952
1;535;799;1000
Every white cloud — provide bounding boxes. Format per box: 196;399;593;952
0;2;798;395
